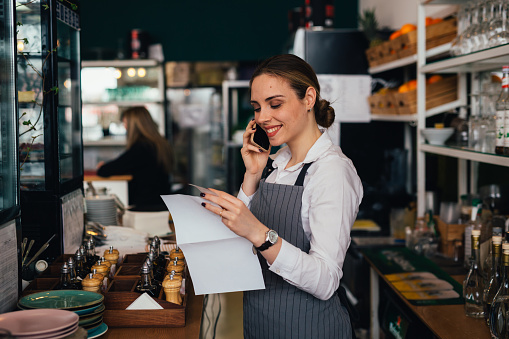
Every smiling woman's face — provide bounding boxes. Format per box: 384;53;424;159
250;74;312;148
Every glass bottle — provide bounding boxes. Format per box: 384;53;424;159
148;249;165;283
56;263;79;290
85;239;99;270
489;244;509;337
136;262;159;297
484;235;503;325
495;65;509;154
464;229;485;318
74;249;87;279
67;257;82;289
484;227;503;284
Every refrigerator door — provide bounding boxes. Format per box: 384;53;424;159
17;0;83;194
0;0;20;223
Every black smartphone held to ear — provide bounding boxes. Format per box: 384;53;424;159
250;124;270;152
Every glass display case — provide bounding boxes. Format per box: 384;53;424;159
0;0;19;224
81;59;166;171
17;0;82;193
16;0;83;258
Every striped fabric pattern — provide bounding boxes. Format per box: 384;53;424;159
244;163;351;339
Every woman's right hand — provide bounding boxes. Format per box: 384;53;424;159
240;119;270;178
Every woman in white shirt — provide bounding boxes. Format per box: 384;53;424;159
200;54;363;338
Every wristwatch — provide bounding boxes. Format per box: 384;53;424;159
254;230;278;252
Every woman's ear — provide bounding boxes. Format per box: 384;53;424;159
305;86;317;111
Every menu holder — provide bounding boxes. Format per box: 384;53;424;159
21;277;59;296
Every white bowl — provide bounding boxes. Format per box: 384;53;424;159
421;127;454;145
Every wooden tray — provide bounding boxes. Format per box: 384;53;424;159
102;275;189;328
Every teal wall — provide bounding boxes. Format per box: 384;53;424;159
80;0;358;62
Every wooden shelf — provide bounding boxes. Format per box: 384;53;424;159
369;43;452;74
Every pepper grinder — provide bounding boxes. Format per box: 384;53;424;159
162;275;182;305
166;257;184;277
169;247;185;261
82;273;102;293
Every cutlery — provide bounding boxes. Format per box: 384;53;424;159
22;239;34;266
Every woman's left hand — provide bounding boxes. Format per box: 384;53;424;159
200;188;266;245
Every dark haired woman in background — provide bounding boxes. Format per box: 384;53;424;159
97;106;173;211
200;54;363;338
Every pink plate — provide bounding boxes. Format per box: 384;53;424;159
0;309;78;336
17;322;79;339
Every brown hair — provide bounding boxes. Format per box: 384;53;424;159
249;54;335;128
121;106;173;173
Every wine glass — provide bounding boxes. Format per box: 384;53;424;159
488;2;509;47
451;4;470;56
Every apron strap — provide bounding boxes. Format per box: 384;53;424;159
294;162;314;186
261;158;274;180
337;284;359;339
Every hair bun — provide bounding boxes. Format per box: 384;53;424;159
315;99;335;128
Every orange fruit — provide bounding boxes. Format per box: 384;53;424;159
430;18;443;25
389;30;402;40
427;75;443;84
400;23;417;34
407;79;417;91
398;83;410;93
425;17;433;26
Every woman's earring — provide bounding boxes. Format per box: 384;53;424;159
308;108;311;112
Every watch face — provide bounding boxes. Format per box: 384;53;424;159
268;230;278;244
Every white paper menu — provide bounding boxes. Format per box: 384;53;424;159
161;194;265;295
0;220;18;313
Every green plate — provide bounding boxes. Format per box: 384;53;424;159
77;304;105;318
18;290;104;311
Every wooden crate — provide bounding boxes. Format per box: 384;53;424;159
435;217;465;259
367;91;399;115
393;75;457;114
396;18;457;58
366;18;457;67
365;41;399;68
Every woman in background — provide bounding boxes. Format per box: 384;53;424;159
97;106;173;211
200;54;363;338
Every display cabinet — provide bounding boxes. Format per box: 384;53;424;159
81;59;166;171
16;0;83;258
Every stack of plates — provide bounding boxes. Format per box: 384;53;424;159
18;290;108;338
86;195;118;225
0;309;79;338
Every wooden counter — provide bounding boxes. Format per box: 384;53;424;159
101;285;204;339
364;255;490;339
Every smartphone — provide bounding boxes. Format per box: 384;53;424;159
250;124;270;152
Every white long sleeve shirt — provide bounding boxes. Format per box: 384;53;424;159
238;131;363;300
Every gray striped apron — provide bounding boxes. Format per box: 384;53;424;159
244;161;352;339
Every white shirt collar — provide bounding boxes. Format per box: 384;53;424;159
271;131;333;172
